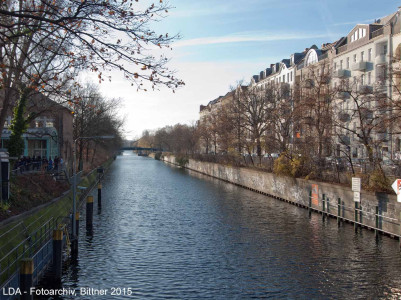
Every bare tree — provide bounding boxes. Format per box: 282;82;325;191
0;0;183;137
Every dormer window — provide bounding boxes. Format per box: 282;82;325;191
351;27;366;43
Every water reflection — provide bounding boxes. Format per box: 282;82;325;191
38;152;401;299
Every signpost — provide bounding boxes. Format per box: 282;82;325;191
352;177;361;202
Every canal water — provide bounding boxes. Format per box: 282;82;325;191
48;152;401;299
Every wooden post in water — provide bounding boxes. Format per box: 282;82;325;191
75;212;80;237
375;206;379;237
327;197;330;216
354;202;358;231
308;190;312;216
337;198;341;225
20;258;34;300
86;196;94;231
399;212;401;249
53;229;63;281
322;194;326;220
98;183;102;210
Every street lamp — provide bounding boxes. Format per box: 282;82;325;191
71;135;115;247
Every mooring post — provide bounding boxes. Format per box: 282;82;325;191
52;229;63;281
354;202;358;231
86;196;94;230
327;197;330;216
98;183;102;210
322;194;326;220
308;190;312;216
20;258;34;300
375;206;379;237
399;212;401;249
337;198;341;225
75;212;80;237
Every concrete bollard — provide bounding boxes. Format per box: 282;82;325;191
86;196;94;230
20;258;34;300
52;229;63;281
98;184;102;210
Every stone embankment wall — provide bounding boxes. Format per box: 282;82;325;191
163;155;401;237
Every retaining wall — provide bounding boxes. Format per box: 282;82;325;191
163;155;401;237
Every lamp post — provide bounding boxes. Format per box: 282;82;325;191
71;135;114;249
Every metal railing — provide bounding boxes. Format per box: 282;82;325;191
0;218;57;286
371;27;384;39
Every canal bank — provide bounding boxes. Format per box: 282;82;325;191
162;155;401;239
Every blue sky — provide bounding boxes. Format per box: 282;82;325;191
98;0;399;139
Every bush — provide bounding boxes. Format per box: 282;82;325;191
273;152;314;178
155;152;162;161
273;154;292;176
176;156;189;167
367;169;391;192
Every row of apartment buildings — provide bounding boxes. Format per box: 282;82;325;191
200;7;401;161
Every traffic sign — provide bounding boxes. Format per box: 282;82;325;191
391;179;401;202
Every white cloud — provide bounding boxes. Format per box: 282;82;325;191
173;31;335;48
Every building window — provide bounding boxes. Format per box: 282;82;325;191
346;57;350;69
383;44;388;55
361;51;364;61
334;62;337;70
353;54;357;63
282;75;285;82
290;71;293;82
340;60;343;70
368;48;372;61
368;72;371;84
361;74;365;85
287;73;289;82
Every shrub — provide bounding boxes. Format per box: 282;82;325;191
176;156;189;167
367;169;391;192
155;152;162;161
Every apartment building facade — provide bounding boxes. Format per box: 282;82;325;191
199;6;401;160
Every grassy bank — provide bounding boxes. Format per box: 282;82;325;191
0;158;114;284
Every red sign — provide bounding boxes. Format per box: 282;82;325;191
311;184;319;206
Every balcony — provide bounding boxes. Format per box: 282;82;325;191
338;91;351;99
338;113;351;122
338;135;350;145
302;79;314;89
333;69;350;78
337;44;348;54
375;54;387;66
358;85;373;94
371;27;384;39
375;83;387;94
351;61;367;71
377;132;389;142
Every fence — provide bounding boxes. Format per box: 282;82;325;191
0;218;57;297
